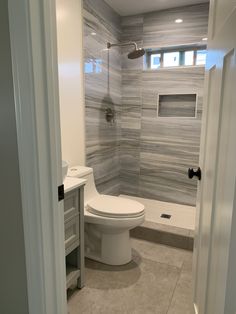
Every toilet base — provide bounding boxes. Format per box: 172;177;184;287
85;224;132;265
101;230;131;265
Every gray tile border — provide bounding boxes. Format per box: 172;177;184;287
131;222;194;251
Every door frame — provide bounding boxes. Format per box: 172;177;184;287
193;1;236;313
8;0;67;313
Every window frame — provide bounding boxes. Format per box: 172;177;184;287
146;45;207;69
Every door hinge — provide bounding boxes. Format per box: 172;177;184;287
58;184;65;201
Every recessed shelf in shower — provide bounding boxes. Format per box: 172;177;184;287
158;93;197;118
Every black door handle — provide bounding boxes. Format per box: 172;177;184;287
188;167;201;180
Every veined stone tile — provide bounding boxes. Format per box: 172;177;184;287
120;171;140;196
121;15;144;43
84;0;122;195
84;0;208;206
143;3;209;49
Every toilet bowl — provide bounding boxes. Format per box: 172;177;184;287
67;166;145;265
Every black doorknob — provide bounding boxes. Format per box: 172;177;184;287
188;167;201;180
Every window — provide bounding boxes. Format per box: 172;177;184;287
84;58;102;74
163;52;180;67
146;46;207;69
184;51;194;66
151;53;161;69
196;50;207;65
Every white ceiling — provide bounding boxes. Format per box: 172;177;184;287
104;0;209;16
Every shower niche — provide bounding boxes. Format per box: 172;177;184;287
157;93;197;118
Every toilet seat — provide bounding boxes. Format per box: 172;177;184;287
87;195;145;219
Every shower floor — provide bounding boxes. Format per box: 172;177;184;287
120;194;195;231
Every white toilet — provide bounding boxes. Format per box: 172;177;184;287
67;166;145;265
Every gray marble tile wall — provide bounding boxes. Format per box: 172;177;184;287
83;0;122;195
120;4;208;205
83;0;208;205
143;3;209;49
140;67;204;205
119;15;143;196
120;70;142;196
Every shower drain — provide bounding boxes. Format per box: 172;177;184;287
160;213;172;219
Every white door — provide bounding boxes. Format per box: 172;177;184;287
193;0;236;313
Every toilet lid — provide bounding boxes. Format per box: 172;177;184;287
87;195;145;218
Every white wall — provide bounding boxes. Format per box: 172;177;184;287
56;0;85;167
0;1;29;313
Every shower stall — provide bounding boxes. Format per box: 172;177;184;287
83;0;208;244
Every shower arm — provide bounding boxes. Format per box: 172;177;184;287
107;42;138;50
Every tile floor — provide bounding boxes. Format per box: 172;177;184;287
68;238;195;314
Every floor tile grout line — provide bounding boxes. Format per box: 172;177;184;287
135;253;185;271
69;240;192;314
165;260;184;314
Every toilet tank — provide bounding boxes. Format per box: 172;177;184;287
67;166;99;203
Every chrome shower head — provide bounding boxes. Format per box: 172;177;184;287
128;48;145;59
107;41;145;59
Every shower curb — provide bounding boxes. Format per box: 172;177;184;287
131;221;194;251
